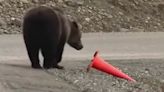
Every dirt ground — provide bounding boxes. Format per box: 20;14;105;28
51;59;164;92
0;59;163;92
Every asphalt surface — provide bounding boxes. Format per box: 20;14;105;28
1;32;164;61
0;32;164;92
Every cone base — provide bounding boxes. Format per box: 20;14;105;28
87;51;98;72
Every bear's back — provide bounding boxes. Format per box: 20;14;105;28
24;6;61;28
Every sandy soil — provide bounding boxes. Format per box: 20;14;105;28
0;59;163;92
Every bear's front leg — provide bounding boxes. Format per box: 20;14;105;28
52;40;66;69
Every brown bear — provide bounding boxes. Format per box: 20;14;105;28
23;6;83;69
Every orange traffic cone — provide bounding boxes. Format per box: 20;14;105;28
87;51;136;82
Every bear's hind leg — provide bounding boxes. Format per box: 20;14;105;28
25;44;41;69
41;45;64;69
41;40;58;69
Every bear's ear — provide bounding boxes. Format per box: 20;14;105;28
72;21;78;28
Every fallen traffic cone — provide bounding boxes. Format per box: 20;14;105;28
87;51;136;82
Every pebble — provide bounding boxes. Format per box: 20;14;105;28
85;18;90;22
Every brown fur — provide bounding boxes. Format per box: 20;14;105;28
23;6;83;69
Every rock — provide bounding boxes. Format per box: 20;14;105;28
0;0;4;3
106;14;113;19
131;27;145;32
20;0;29;4
0;18;6;27
2;29;10;34
85;18;90;22
58;0;63;3
158;4;164;12
64;0;84;7
73;80;79;84
82;88;91;92
161;84;164;92
32;0;39;3
10;17;22;27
